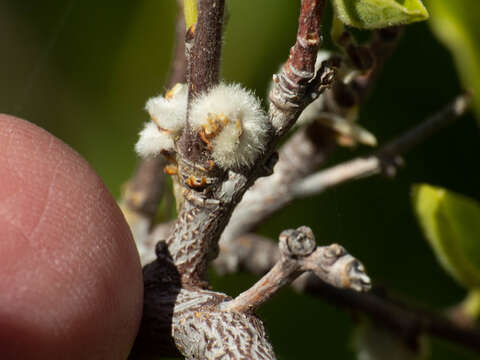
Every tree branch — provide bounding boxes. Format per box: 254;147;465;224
215;28;403;273
120;0;186;234
214;123;336;271
215;232;480;353
186;0;224;99
293;93;471;198
299;277;480;352
212;93;470;278
221;226;370;314
166;0;329;286
134;2;342;358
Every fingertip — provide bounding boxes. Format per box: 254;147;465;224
0;115;143;359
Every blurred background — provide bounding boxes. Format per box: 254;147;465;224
1;1;479;358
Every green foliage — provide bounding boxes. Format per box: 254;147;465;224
332;0;429;29
462;289;480;320
184;0;198;30
427;0;480;122
412;184;480;289
354;319;427;360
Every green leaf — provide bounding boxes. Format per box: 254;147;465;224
462;289;480;320
184;0;198;30
412;184;480;288
354;318;428;360
332;0;429;29
426;0;480;123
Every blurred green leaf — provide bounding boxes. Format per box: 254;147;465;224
413;184;480;288
354;318;427;360
332;0;429;29
462;289;480;320
427;0;480;122
184;0;198;30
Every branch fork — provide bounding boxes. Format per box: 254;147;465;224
220;226;371;314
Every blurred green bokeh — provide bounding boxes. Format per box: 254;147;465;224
1;1;479;358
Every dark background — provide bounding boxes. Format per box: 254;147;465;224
1;1;479;358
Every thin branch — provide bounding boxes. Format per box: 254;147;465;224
140;220;175;266
293;93;471;198
167;0;228;286
293;156;383;198
165;0;329;286
169;0;188;86
215;123;336;265
216;29;403;273
269;0;327;134
220;226;370;314
351;27;403;101
135;3;334;358
299;276;480;353
186;0;224;99
216;232;480;353
378;93;471;157
121;0;186;222
122;156;167;220
217;233;281;275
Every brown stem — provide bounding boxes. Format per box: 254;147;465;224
123;157;167;219
293;94;471;198
287;0;324;85
122;0;186;222
167;0;329;286
217;29;402;264
187;0;225;100
300;277;480;353
169;0;188;86
270;0;326;133
135;2;334;357
378;93;471;158
179;0;226;168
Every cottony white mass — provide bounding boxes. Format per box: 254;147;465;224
145;83;187;133
135;122;175;157
190;83;269;169
135;83;188;157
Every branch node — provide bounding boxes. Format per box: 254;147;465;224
219;226;370;314
279;226;316;258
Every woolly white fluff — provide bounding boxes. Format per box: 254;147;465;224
135;83;188;158
135;122;174;157
145;83;187;133
190;83;269;169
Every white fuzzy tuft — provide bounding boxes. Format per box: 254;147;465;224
135;122;174;157
190;83;269;169
145;83;187;133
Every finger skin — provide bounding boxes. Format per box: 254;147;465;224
0;114;143;359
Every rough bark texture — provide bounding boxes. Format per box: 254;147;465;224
131;1;367;358
127;0;480;357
